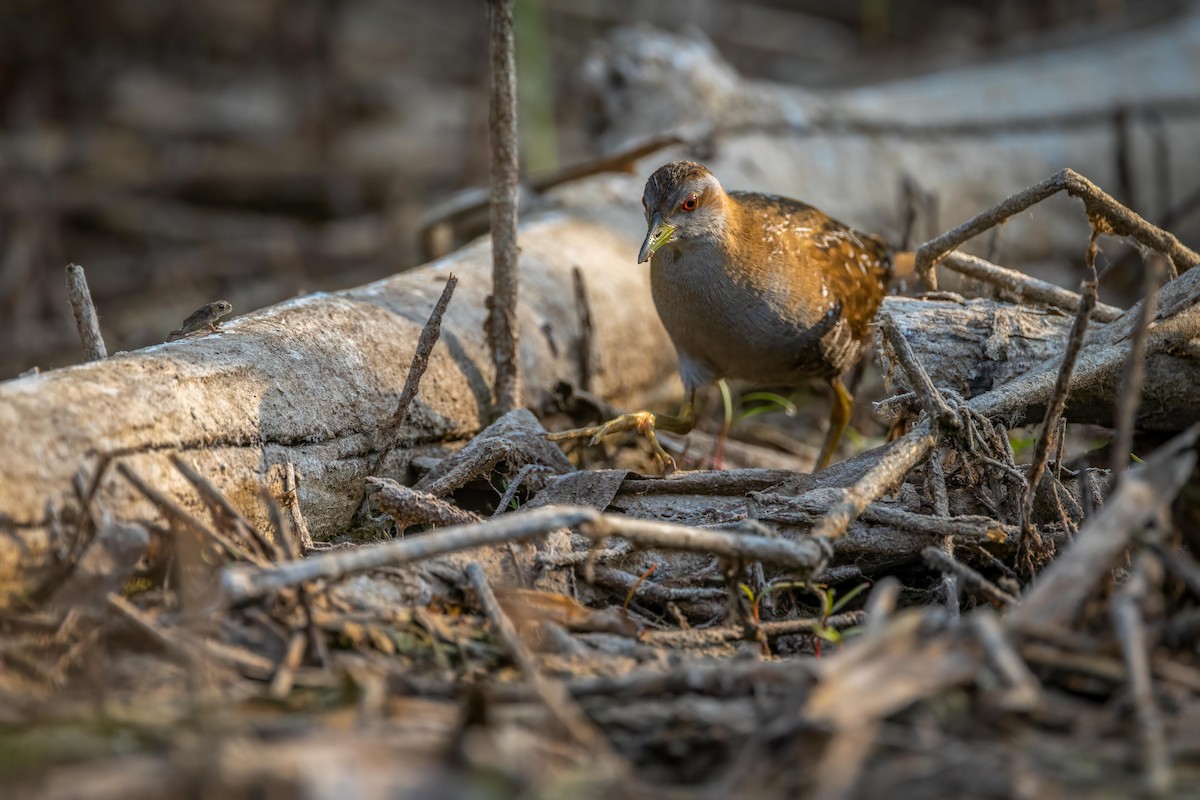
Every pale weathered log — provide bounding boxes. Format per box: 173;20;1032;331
0;214;678;606
878;296;1200;431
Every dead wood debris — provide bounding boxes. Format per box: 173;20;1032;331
64;263;107;362
9;169;1200;799
485;0;521;415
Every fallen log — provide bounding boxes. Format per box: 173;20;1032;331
0;213;677;606
879;296;1200;431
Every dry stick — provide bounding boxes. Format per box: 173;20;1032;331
1146;539;1200;597
371;274;458;477
369;477;483;528
65;263;107;361
417;133;686;251
268;631;307;700
751;491;1015;541
221;506;598;604
1110;255;1165;485
811;300;1198;565
879;314;958;431
1112;554;1171;795
107;593;275;677
809;426;939;543
572;267;593;393
465;562;626;768
915;168;1200;290
941;251;1124;322
591;566;726;605
485;0;521;414
117;462;266;567
863;576;901;636
1008;428;1197;628
283;462;314;553
1019;231;1100;568
64;454;113;569
584;515;830;572
491;463;551;517
926;448;959;617
642;611;865;646
971;610;1043;712
170;454;276;561
921;546;1020;607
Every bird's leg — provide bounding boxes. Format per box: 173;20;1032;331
547;392;697;472
816;377;853;471
712;378;734;470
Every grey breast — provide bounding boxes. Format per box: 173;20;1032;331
650;243;844;388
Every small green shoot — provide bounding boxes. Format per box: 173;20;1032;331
737;579;870;655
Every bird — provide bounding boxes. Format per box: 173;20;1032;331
548;160;894;472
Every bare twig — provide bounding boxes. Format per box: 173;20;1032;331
491;463;551;517
269;631;307;699
485;0;521;414
65;263;107;361
584;515;829;573
107;593;274;677
811;267;1199;564
1111;554;1171;795
369;477;483;529
283;462;314;553
864;576;901;635
590;566;726;605
925;448;958;616
809;427;939;543
751;490;1014;542
941;251;1123;322
915;168;1200;289
221;506;598;604
417;133;686;256
972;610;1043;711
642;611;865;647
1110;254;1165;485
1020;230;1100;568
572;267;593;393
373;274;458;474
1008;428;1197;629
170;454;276;561
465;562;625;767
879;314;958;432
922;547;1019;607
117;461;265;567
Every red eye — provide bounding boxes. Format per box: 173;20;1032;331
681;192;699;212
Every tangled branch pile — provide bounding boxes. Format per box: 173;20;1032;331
6;162;1200;800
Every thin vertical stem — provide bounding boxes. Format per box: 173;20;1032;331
486;0;521;414
65;263;107;361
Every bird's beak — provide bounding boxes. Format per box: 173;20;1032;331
638;213;675;264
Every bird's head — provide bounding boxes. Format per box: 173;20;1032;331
638;161;727;264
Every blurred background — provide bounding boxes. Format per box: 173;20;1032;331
0;0;1191;379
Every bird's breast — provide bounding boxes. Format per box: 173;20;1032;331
650;245;849;389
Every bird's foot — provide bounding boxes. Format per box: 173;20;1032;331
547;411;677;474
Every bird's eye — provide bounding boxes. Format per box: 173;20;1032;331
680;192;699;212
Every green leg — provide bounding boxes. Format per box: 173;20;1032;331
816;377;852;471
547;392;697;472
